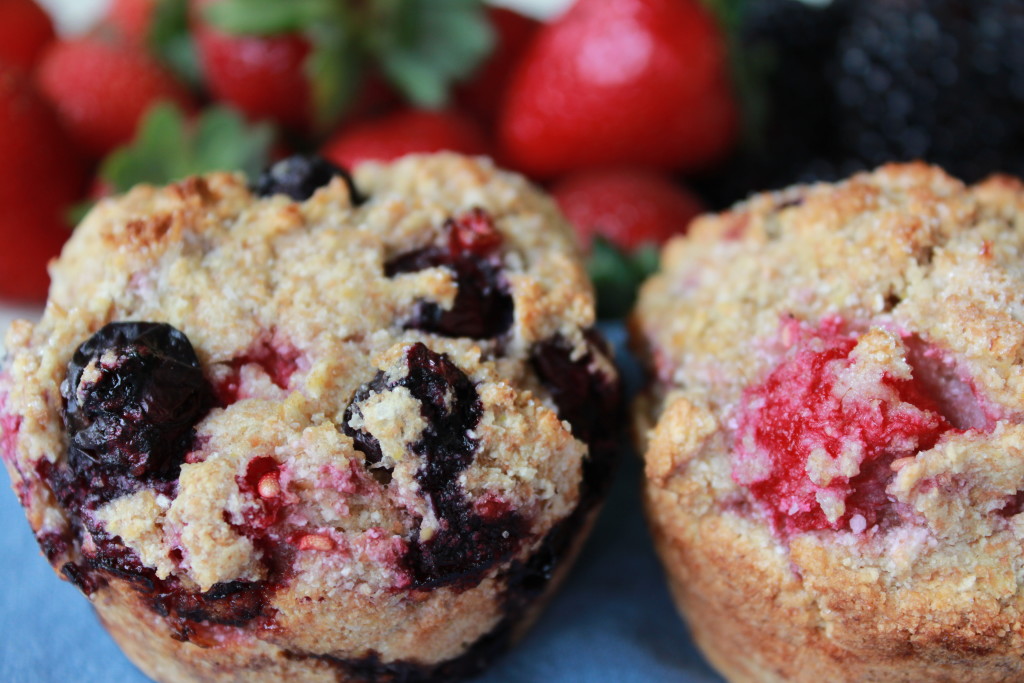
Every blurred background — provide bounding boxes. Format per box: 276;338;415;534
36;0;575;33
3;0;1024;318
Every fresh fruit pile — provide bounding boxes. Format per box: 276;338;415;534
9;0;1023;313
1;0;734;311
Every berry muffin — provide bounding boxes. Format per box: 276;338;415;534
633;163;1024;682
0;154;620;682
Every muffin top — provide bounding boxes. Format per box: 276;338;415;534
0;154;618;653
634;163;1024;647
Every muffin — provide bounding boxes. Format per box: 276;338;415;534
0;153;620;682
633;163;1024;682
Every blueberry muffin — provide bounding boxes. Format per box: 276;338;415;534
0;154;620;682
633;163;1024;682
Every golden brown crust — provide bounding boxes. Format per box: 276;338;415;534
634;163;1024;682
97;502;602;683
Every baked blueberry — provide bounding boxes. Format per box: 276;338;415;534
252;154;364;204
61;321;212;483
386;209;513;338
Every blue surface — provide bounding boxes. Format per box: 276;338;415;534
0;328;723;682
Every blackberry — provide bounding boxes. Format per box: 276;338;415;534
701;0;1024;206
830;0;1024;182
738;0;848;176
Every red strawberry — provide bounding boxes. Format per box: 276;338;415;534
322;109;488;169
0;0;55;71
0;65;88;301
499;0;738;178
552;168;703;250
456;7;540;126
105;0;157;45
36;36;196;157
343;72;401;125
191;0;313;130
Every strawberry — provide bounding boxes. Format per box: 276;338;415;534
552;167;704;251
189;0;494;132
499;0;739;178
0;65;88;301
190;0;314;130
0;0;55;71
554;167;704;319
337;72;401;126
456;7;540;126
322;109;488;169
192;2;400;132
105;0;157;45
36;36;196;157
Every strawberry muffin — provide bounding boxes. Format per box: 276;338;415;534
633;163;1024;682
0;154;620;682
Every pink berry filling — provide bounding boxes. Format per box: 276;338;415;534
0;388;30;506
215;339;301;406
732;318;979;535
0;397;20;469
232;454;418;588
237;456;285;532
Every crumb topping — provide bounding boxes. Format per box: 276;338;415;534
635;163;1024;623
0;154;614;663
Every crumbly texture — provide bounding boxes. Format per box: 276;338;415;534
633;163;1024;682
0;154;618;681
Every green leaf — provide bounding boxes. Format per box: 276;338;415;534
150;0;202;87
203;0;362;128
629;245;661;281
699;0;750;31
305;16;363;130
193;107;275;178
100;103;275;193
367;0;494;109
101;103;192;193
378;52;447;108
197;0;496;125
67;200;97;227
588;238;660;320
203;0;338;36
